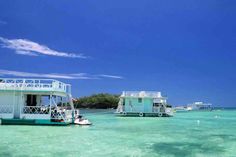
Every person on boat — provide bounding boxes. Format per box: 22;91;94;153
78;115;83;121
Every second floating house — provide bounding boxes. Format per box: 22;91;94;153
116;91;173;117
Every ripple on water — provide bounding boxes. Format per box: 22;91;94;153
0;110;236;157
152;141;225;157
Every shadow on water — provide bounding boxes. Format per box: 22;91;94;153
79;109;115;115
152;141;225;157
210;134;236;142
0;146;13;157
0;146;31;157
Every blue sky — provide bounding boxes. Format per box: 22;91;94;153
0;0;236;107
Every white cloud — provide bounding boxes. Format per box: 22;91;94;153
15;50;38;56
99;74;124;79
0;69;123;80
0;37;87;58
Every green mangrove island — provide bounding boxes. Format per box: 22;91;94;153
73;93;119;109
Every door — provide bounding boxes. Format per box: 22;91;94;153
144;99;151;113
14;94;21;119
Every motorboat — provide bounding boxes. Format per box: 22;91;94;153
74;116;92;125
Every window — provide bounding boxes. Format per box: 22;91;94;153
26;95;37;106
138;98;142;103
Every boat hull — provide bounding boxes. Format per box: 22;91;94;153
115;112;173;117
0;119;70;126
74;119;92;125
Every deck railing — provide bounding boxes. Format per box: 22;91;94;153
51;108;73;123
0;78;70;93
22;106;73;122
0;104;13;114
22;106;50;114
121;91;165;98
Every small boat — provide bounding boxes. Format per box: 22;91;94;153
174;106;192;112
74;116;92;125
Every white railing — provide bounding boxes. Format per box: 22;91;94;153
0;104;13;114
22;106;50;114
0;78;70;93
121;91;165;98
51;108;73;123
64;110;73;122
22;106;73;123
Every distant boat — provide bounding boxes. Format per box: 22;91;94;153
174;106;192;112
187;102;213;111
175;102;213;112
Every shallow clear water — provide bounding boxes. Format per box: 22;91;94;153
1;110;236;157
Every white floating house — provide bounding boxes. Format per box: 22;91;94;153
0;78;77;125
187;102;213;111
116;91;173;117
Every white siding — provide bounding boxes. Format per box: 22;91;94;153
0;92;17;118
21;114;50;120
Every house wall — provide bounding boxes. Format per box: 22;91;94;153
0;92;67;121
20;114;50;120
0;92;22;119
124;97;153;113
0;92;15;106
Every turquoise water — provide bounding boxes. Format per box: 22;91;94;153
1;110;236;157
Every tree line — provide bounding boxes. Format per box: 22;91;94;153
73;93;120;109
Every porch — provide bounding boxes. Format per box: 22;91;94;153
0;105;74;124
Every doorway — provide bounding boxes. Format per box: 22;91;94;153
26;95;37;106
